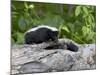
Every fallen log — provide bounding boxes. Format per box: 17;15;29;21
11;39;96;75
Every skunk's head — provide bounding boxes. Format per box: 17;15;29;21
24;25;59;44
47;29;58;42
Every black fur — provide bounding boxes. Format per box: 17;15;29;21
24;27;58;44
66;42;78;52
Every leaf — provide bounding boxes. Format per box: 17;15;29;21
83;7;89;15
86;32;94;41
24;2;28;9
82;26;89;36
88;15;92;24
16;32;24;44
75;6;81;16
18;17;27;32
72;33;86;44
61;26;70;33
29;4;34;9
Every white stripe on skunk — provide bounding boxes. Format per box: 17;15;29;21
27;25;58;33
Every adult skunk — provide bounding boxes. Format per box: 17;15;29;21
24;25;58;44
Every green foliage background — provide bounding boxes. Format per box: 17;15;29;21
11;1;96;44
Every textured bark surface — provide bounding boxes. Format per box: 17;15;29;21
11;39;96;75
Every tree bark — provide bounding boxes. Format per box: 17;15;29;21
11;39;96;75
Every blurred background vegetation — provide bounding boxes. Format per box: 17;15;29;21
11;1;96;44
